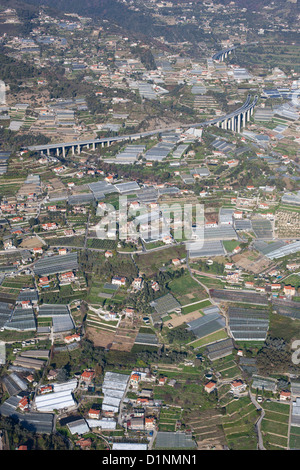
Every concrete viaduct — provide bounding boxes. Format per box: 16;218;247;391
27;95;258;157
212;45;237;62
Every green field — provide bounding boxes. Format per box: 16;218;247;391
221;396;259;450
168;273;207;305
289;426;300;450
189;329;228;348
182;299;211;314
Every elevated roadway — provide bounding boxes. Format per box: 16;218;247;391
26;95;258;157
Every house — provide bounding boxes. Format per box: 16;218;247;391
88;409;100;419
145;417;156;430
112;276;126;286
245;281;254;289
33;247;43;255
284;285;296;297
64;334;81;344
271;283;281;291
269;269;279;277
233;246;241;254
42;222;57;231
105;311;117;321
204;381;216;393
130;373;141;386
59;248;67;255
162;235;173;244
60;271;75;283
158;376;167;386
81;370;95;384
125;308;134;318
172;258;181;266
18;397;29;411
233;211;243;219
127;417;144;431
38;276;50;286
105;250;113;259
230;380;246;393
151;281;160;292
75;438;92;449
256;286;265;293
258;202;269;210
21;300;31;309
47;370;58;381
132;277;143;290
39;385;53;394
105;175;115;183
280;391;291;401
286;263;300;272
225;262;234;271
136;398;149;405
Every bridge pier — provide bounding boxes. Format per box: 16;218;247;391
77;144;81;155
237;114;241;133
47;148;50;157
231;117;235;132
62;146;66;158
92;142;96;151
72;146;75;156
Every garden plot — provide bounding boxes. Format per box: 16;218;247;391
159;406;182;432
86;326;116;349
289;426;300;450
221;396;259;450
261;401;290;450
232;249;272;274
109;317;140;352
185;409;226;449
275;210;300;238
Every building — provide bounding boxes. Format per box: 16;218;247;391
88;408;100;419
81;370;95;385
39;385;53;395
284;285;296;297
158;376;167;386
64;334;81;344
280;391;291;401
130;372;141;386
132;277;143;290
145;417;156;430
230;380;246;393
172;258;181;266
204;381;216;393
111;276;126;286
127;417;144;431
18;397;29;411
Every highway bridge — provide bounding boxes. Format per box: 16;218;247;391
212;45;237;62
27;95;258;157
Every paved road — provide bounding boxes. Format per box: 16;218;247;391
27;95;257;152
249;390;266;450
